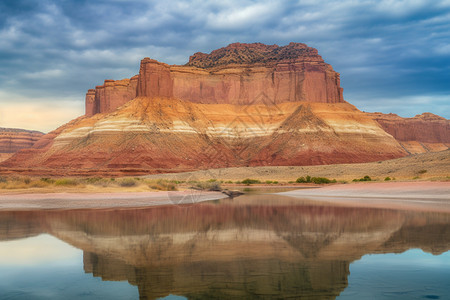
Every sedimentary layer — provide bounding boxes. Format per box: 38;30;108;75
1;97;406;175
0;128;44;162
368;112;450;154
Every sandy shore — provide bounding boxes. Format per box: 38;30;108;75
0;190;228;210
280;181;450;212
0;181;449;212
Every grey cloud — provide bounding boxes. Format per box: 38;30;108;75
0;0;449;119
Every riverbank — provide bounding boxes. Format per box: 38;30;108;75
279;181;450;212
0;190;228;210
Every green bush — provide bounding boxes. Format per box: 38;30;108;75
296;175;336;184
241;178;261;185
352;175;372;182
265;180;273;184
273;181;279;184
384;177;391;181
418;169;427;174
296;177;307;183
311;177;336;184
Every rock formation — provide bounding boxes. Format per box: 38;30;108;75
368;112;450;154
1;97;406;175
85;43;344;116
1;43;411;175
0;128;44;163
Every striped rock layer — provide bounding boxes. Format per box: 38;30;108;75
1;43;425;175
0;128;44;163
2;97;406;175
367;112;450;154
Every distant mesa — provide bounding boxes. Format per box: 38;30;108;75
0;43;448;175
368;112;450;154
0;128;44;163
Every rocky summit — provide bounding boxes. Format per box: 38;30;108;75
3;42;447;176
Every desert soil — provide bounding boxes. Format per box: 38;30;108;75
143;149;449;182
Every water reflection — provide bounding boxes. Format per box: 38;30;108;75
0;195;449;299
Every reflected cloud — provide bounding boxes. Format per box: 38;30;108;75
0;234;81;266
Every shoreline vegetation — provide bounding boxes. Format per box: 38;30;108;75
0;149;448;194
0;173;448;195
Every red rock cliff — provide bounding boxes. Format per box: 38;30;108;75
368;112;450;143
86;43;344;115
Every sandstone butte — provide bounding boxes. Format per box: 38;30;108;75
0;128;44;163
1;42;448;176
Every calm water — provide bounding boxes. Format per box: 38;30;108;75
0;193;449;299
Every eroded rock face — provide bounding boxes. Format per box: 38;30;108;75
1;43;418;175
1;97;406;175
368;112;450;154
85;76;139;117
0;128;44;162
86;43;344;116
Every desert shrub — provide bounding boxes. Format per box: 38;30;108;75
84;177;103;184
296;177;307;183
0;176;7;183
265;180;273;184
54;178;79;186
352;175;372;182
193;181;222;191
40;177;55;184
148;179;177;191
273;181;279;184
208;179;217;182
297;175;336;184
418;169;427;174
235;181;241;184
119;178;137;187
30;180;51;188
241;178;261;185
311;177;336;184
384;177;391;181
412;176;420;180
23;177;31;185
225;181;233;184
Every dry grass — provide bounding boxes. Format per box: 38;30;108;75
143;150;450;183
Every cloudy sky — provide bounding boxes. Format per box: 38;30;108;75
0;0;449;132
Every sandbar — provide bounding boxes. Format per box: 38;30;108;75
280;181;450;212
0;190;228;210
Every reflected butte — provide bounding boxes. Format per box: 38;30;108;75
1;197;449;299
1;43;409;176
